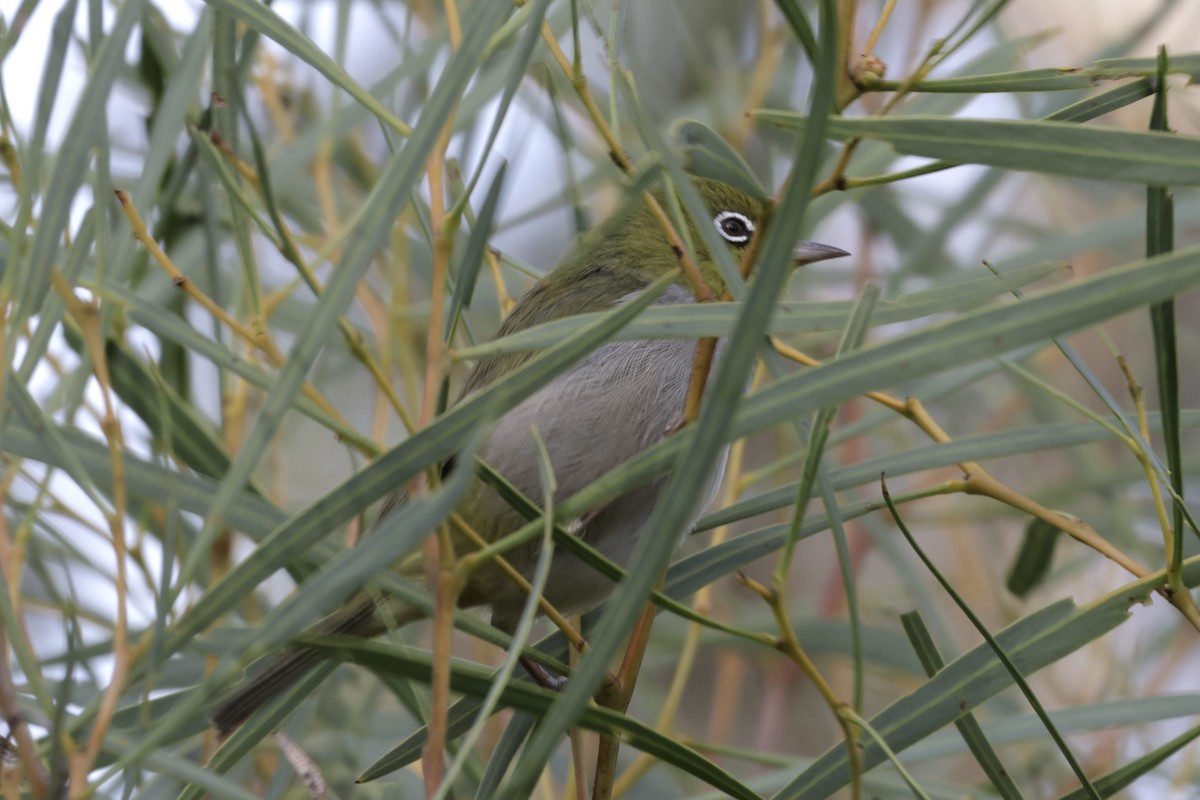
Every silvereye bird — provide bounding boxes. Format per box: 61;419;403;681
212;177;846;735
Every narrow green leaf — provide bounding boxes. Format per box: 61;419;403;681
670;118;768;199
3;382;109;512
366;610;927;781
782;563;1200;798
101;732;264;800
869;67;1096;93
1093;52;1200;81
810;77;1161;192
177;664;340;800
865;49;1200;94
12;0;144;327
804;289;879;713
447;161;508;340
104;9;211;293
732;246;1200;446
902;611;1025;800
3;0;74;310
184;121;282;249
358;693;493;783
170;460;477;798
0;418;285;540
778;285;878;578
204;0;411;136
209;10;263;317
1048;78;1154;123
1146;48;1185;551
772;0;819;66
455;0;551;205
937;0;1014;65
15;211;95;383
1006;518;1061;598
908;695;1200;762
455;262;1065;358
95;280;368;448
322;640;761;800
71;331;248;490
698;411;1200;531
896;485;1099;798
1057;723;1200;800
754;113;1200;186
474;713;537;799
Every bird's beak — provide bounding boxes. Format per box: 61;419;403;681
792;241;850;265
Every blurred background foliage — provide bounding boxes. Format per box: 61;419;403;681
2;0;1200;798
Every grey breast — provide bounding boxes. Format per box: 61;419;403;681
480;284;730;617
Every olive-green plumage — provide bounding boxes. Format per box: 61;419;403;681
461;179;766;390
211;177;846;735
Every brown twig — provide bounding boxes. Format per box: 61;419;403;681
612;367;762;794
49;274;133;794
770;339;1200;634
536;21;714;304
113;191;377;456
209;121;419;437
729;1;787;150
1115;356;1198;619
831;0;859;109
418;5;466;792
737;572;863;800
860;0;895;59
452;512;585;651
591;600;658;800
0;616;48;800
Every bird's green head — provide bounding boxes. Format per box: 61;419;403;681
586;176;846;298
461;176;847;393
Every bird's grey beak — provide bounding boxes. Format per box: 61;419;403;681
792;241;850;265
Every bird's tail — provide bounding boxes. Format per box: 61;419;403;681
211;595;423;736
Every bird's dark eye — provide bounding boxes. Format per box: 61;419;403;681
714;211;754;245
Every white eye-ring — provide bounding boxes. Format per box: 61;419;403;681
714;211;754;245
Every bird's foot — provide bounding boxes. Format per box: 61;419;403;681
520;656;567;691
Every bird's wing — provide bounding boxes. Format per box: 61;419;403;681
479;286;717;503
